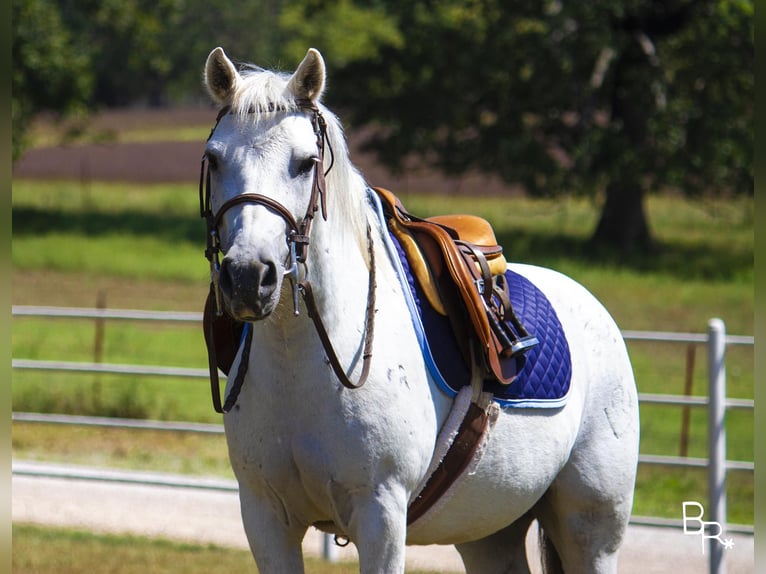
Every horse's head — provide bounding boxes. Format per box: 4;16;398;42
202;47;329;321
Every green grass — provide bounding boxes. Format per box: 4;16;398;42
13;524;259;574
11;178;753;526
12;423;233;477
14;523;444;574
12;180;205;283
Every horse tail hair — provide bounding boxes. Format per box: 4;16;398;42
538;523;564;574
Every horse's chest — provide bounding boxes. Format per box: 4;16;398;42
222;383;354;486
223;398;305;474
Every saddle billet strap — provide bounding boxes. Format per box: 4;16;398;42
407;400;490;525
456;240;493;305
490;273;540;357
458;244;528;358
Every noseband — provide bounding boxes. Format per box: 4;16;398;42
200;100;376;412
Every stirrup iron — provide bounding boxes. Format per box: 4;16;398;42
510;335;539;356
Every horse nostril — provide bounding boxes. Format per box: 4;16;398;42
219;259;233;296
261;261;278;290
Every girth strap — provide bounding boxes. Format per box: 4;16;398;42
407;400;490;525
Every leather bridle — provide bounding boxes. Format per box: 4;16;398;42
200;100;377;413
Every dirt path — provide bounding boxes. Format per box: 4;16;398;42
13;107;521;197
12;461;754;573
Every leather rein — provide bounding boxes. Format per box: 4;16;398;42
200;100;377;413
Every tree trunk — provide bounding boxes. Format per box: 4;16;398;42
590;27;659;254
590;180;653;252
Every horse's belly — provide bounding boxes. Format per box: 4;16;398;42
405;405;581;545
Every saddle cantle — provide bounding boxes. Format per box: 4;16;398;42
372;187;538;385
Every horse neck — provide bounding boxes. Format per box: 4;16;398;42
247;170;453;424
305;172;380;328
262;172;401;373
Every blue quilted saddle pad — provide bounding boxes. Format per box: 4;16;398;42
386;229;572;408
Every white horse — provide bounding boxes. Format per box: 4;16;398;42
201;46;639;574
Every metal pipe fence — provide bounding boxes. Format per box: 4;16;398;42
11;306;755;568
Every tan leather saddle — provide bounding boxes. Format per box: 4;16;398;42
373;187;537;385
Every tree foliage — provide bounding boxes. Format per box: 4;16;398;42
12;0;93;160
12;0;752;252
315;0;753;249
279;0;403;66
12;0;285;158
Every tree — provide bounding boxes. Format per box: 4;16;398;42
12;0;93;161
11;0;286;158
289;0;753;252
54;0;186;106
161;0;287;104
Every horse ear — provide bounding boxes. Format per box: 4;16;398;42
287;48;326;103
205;47;240;104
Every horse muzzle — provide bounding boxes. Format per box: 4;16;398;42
219;255;282;320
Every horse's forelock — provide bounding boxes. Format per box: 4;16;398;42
230;68;299;120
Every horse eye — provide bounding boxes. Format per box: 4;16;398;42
205;151;219;171
293;157;317;177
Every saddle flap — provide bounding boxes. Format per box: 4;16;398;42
203;286;245;376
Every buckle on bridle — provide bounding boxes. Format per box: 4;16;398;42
284;234;302;316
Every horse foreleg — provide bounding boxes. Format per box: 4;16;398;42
338;482;409;574
455;511;535;574
238;485;306;574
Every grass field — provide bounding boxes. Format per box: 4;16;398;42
13;523;446;574
12;144;753;532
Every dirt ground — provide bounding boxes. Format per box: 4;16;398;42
12;464;755;573
13;106;523;197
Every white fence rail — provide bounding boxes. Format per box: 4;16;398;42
12;306;754;570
